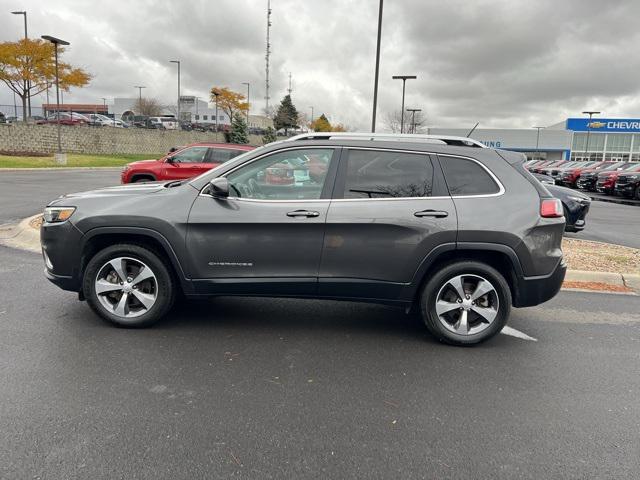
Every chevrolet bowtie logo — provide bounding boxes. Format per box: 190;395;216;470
587;121;605;128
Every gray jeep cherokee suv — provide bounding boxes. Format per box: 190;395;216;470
41;133;566;345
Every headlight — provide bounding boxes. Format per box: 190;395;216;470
43;206;76;223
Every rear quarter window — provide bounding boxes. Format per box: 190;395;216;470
439;156;500;196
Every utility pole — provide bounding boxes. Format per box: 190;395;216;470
287;72;292;96
134;86;146;102
213;91;220;142
170;60;181;122
264;0;272;116
406;108;421;134
371;0;383;133
533;126;544;160
242;82;250;125
582;111;601;161
309;106;314;128
392;75;417;133
12;11;29;118
42;35;70;165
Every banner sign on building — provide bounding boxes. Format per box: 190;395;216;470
566;118;640;133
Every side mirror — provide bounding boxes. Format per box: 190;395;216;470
208;177;230;198
166;156;175;163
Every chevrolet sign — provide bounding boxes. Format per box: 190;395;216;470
567;118;640;133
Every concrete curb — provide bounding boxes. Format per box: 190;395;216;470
0;167;122;171
0;214;41;253
588;194;640;207
1;215;638;294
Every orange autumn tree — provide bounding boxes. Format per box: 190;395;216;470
210;86;248;125
0;38;91;121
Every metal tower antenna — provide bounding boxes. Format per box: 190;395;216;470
265;0;272;115
287;72;292;96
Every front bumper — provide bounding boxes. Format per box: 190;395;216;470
41;220;84;292
614;183;635;197
513;259;567;308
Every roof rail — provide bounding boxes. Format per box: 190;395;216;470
284;132;487;148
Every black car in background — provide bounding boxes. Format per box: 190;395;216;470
613;171;640;199
545;183;591;232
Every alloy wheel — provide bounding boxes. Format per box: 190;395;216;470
434;274;499;336
94;257;158;318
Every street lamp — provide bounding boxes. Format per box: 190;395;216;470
392;75;417;133
169;60;181;122
309;106;314;129
242;82;250;126
371;0;384;132
212;90;220;141
12;11;30;118
533;126;545;160
582;111;601;161
134;85;146;102
406;108;421;134
41;35;69;165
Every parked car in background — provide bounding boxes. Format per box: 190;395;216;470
613;170;640;199
0;112;5;123
121;142;255;183
39;112;90;125
86;113;128;128
557;161;606;188
146;116;179;130
532;172;555;185
544;183;591;232
596;163;640;194
575;162;632;191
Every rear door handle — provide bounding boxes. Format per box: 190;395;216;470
287;210;320;218
414;209;449;218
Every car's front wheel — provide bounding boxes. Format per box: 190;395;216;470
83;244;175;327
420;261;511;345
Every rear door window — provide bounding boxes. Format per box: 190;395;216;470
439;156;500;196
341;149;435;198
208;148;246;164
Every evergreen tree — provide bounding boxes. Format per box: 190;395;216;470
262;126;277;144
229;112;249;144
274;94;299;134
310;113;332;132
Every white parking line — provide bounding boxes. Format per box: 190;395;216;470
501;326;538;342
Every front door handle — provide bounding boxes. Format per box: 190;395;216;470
287;210;320;218
414;209;449;218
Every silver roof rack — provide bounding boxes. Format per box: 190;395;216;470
284;132;487;148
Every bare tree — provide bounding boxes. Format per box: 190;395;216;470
383;110;427;134
133;97;163;116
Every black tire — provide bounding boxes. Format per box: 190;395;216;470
83;244;175;327
635;185;640;201
132;176;155;183
420;261;511;346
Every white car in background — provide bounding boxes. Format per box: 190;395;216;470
86;113;128;128
147;116;179;130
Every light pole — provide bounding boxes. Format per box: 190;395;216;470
134;86;146;102
12;11;30;119
371;0;383;132
41;35;69;165
582;111;601;161
169;60;181;122
406;108;421;134
309;106;314;130
392;75;417;134
213;90;220;141
533;126;544;160
242;82;250;126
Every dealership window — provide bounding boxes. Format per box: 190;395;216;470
343;149;435;198
633;134;640;152
203;115;208;121
195;115;200;120
604;153;630;162
606;133;632;152
572;133;604;152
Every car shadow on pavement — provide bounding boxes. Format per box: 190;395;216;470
150;296;434;342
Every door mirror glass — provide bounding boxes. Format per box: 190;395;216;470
166;156;175;163
208;177;230;198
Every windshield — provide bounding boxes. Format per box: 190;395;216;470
189;145;266;184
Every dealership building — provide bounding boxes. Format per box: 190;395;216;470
429;117;640;162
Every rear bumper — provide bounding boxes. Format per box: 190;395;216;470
513;259;567;308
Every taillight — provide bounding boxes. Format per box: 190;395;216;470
540;198;563;218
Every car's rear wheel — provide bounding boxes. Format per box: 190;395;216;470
83;244;175;327
420;261;511;345
635;185;640;201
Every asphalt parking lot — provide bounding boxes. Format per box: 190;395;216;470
2;246;640;479
1;169;640;478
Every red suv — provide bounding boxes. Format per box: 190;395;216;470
121;143;255;183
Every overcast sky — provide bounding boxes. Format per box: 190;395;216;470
2;0;640;130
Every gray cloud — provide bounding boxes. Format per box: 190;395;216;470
1;0;639;130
